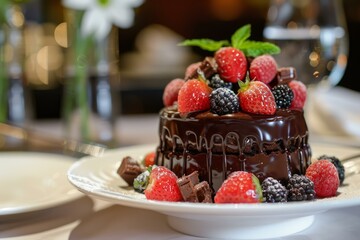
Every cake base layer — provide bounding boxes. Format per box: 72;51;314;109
155;107;311;193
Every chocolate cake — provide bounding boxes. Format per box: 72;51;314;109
154;25;311;193
155;107;311;192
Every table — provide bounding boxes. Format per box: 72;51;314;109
1;195;360;240
1;113;360;239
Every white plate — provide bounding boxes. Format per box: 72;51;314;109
0;152;83;216
68;143;360;239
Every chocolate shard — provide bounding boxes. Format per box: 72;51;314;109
194;181;213;203
177;171;200;202
187;171;199;185
186;57;217;80
117;156;143;186
277;67;297;84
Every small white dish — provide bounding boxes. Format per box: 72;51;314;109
0;152;83;216
68;143;360;239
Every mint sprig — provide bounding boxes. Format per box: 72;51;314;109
179;39;229;51
239;41;280;57
231;24;251;49
178;24;280;57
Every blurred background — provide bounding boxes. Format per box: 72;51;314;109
4;0;360;120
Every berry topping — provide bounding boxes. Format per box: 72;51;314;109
305;160;340;198
177;79;212;114
215;47;247;83
133;166;151;193
288;80;307;109
144;166;183;202
209;74;233;89
162;78;185;107
287;174;315;201
210;88;239;115
318;155;345;185
249;55;277;84
238;79;276;115
271;84;294;109
214;171;263;203
143;151;156;167
261;177;288;203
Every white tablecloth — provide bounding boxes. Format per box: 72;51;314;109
1;196;360;240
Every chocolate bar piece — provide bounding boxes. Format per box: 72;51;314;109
186;57;217;80
177;171;200;202
117;156;143;186
194;181;213;203
277;67;297;84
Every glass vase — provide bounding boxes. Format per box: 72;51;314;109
62;10;119;147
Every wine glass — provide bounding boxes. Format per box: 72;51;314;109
263;0;349;137
263;0;348;88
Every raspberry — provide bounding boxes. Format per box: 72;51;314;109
287;174;315;201
144;166;183;201
249;55;278;84
271;84;294;109
209;74;233;90
305;160;340;198
162;78;185;107
238;79;276;115
288;80;307;109
214;171;263;203
210;88;239;115
177;79;212;113
318;155;345;185
215;47;247;83
261;177;288;203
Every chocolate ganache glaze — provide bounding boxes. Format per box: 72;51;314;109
155;106;311;193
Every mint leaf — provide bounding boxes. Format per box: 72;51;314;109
178;39;229;51
238;41;281;57
231;24;251;49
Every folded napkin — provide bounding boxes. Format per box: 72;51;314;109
307;86;360;141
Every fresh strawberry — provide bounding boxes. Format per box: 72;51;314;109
215;47;247;83
214;171;263;203
177;79;212;113
185;62;202;79
162;78;185;107
305;160;339;198
143;151;156;167
238;79;276;115
288;80;307;109
249;55;277;84
144;166;183;201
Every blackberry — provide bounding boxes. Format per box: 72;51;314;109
210;88;239;115
318;155;345;185
271;84;294;109
209;74;233;90
287;174;315;201
261;177;288;203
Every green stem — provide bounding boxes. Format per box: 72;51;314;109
75;34;93;142
0;2;9;122
63;10;95;143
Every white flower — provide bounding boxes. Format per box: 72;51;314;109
62;0;144;40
